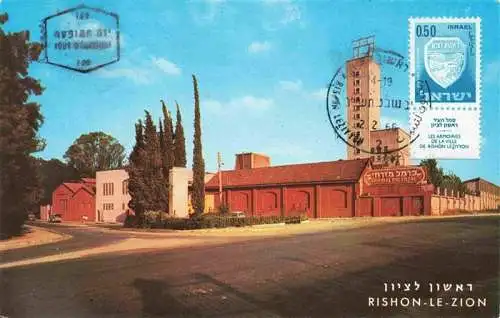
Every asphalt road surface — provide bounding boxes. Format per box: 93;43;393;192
1;216;498;318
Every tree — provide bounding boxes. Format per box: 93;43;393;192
160;100;174;211
191;75;205;216
441;173;468;195
64;132;125;177
35;158;79;206
173;101;187;168
161;101;174;178
143;111;168;211
419;159;443;188
0;14;45;238
127;120;147;217
420;159;470;195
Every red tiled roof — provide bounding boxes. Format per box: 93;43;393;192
82;178;96;184
205;158;370;189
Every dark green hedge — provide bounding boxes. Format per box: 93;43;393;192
124;214;307;230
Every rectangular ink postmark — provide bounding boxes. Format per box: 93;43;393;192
409;17;481;159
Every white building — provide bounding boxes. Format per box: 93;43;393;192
95;168;216;223
95;169;131;223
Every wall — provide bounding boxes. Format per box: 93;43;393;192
67;189;95;221
463;179;500;210
370;129;410;167
170;167;190;217
51;184;73;215
96;169;131;223
346;56;381;160
431;187;483;215
211;183;356;218
234;153;271;170
357;166;434;216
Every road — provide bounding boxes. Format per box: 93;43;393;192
1;216;498;318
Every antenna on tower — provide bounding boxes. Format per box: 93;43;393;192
352;35;375;58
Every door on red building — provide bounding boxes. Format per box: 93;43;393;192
231;192;250;214
257;191;280;216
380;197;402;216
60;199;68;219
287;190;313;217
320;188;352;217
409;197;424;216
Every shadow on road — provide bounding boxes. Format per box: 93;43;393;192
133;278;200;317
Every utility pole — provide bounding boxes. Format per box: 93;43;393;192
217;152;224;206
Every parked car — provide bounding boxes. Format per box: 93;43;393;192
230;211;246;218
48;214;62;223
27;213;36;221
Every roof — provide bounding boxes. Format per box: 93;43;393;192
236;152;270;157
62;182;95;195
205;158;370;189
463;177;499;188
81;178;96;184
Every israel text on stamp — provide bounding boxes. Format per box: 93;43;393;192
409;17;481;159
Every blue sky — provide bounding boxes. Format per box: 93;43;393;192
2;0;499;184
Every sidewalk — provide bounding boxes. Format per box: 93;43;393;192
0;225;71;252
79;213;500;238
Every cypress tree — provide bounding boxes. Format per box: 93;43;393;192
173;101;187;168
191;75;205;217
127;120;147;218
157;119;169;212
161;100;174;179
143;111;168;212
161;100;174;212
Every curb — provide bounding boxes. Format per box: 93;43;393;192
0;226;72;251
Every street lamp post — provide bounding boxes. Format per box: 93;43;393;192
217;152;224;207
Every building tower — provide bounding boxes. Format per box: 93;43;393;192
346;36;380;160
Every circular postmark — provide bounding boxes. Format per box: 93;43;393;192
326;48;432;165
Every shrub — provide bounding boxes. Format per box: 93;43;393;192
124;214;141;228
158;214;308;230
218;204;230;215
144;211;169;225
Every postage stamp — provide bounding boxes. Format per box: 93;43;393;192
40;4;120;73
409;17;481;159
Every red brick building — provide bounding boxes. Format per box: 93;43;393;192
51;179;96;221
205;153;433;217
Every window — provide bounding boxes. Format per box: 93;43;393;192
355;71;360;77
103;182;114;196
370;147;375;154
355;149;360;154
354;113;360;119
354;87;360;94
384;146;388;152
355;79;360;86
122;179;129;195
103;203;114;211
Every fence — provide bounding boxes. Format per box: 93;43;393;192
431;187;481;216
